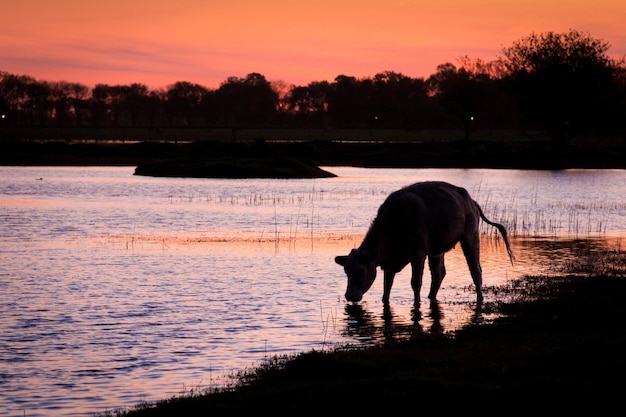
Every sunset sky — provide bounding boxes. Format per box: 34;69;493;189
2;0;626;89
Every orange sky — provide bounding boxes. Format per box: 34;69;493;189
2;0;625;89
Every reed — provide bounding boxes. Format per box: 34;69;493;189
164;185;621;251
479;199;615;239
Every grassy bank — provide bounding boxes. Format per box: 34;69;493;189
2;131;625;172
105;246;626;415
0;126;555;143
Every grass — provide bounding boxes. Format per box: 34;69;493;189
480;200;624;238
101;244;626;415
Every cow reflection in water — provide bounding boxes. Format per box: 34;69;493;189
344;302;444;342
345;301;486;343
336;181;514;304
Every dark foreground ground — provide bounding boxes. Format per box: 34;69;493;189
113;248;626;415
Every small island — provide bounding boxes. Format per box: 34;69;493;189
134;156;336;179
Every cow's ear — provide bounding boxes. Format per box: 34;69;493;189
335;255;348;266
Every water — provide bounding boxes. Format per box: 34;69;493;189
1;166;625;416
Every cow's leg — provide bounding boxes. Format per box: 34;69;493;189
461;234;483;303
427;254;446;300
382;270;395;304
410;256;426;303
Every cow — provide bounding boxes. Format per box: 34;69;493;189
335;181;514;304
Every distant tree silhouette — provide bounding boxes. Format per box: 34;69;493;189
25;79;51;126
199;89;219;127
123;83;149;126
216;73;278;127
286;81;331;128
49;81;72;126
270;80;292;126
91;84;132;126
1;29;624;136
327;75;363;128
370;71;429;129
0;72;25;125
501;30;625;143
427;63;492;141
147;89;166;128
609;67;626;130
68;82;90;126
165;81;208;126
0;73;44;126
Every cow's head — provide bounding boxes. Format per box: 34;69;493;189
335;248;378;302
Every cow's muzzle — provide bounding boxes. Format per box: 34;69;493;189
345;291;363;302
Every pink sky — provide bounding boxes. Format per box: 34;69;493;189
2;0;625;89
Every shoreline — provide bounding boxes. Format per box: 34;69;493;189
116;269;626;414
1;137;625;175
111;244;626;415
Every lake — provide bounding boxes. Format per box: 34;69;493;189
1;166;625;416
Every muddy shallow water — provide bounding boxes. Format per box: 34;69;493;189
1;166;624;416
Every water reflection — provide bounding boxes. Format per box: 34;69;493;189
344;299;452;343
514;235;624;275
340;235;625;347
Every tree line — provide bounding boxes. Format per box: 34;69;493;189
2;30;625;143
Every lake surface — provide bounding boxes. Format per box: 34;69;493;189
1;166;625;416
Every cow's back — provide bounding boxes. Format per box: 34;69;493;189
374;182;475;259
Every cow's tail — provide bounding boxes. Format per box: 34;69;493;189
473;200;515;264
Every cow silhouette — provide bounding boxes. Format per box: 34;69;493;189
335;181;514;304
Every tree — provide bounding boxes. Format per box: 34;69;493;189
199;89;219;127
0;72;49;126
28;80;53;125
146;89;166;128
165;81;209;126
49;81;72;126
286;81;331;127
501;30;624;143
124;83;149;126
370;71;428;129
427;63;491;140
91;84;127;126
68;82;90;126
216;73;278;127
327;75;363;128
